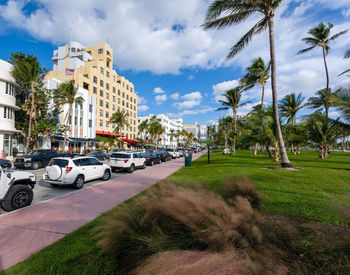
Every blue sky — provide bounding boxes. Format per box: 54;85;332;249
1;0;350;125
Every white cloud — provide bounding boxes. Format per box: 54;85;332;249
138;105;149;112
153;87;166;94
342;9;350;17
155;94;167;105
170;92;180;100
167;106;215;118
138;96;147;104
173;91;202;109
212;79;239;102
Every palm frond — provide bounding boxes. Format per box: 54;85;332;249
344;49;350;59
297;46;316;55
338;68;350;77
329;30;348;41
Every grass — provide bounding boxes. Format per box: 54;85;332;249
2;149;349;274
166;150;350;226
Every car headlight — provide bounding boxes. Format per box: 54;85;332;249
29;175;35;181
24;158;32;162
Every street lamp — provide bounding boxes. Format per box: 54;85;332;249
206;122;211;164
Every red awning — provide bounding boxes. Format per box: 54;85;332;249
121;138;138;143
96;131;126;137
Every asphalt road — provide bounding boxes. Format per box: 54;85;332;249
0;165;129;215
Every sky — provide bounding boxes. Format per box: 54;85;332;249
1;0;350;125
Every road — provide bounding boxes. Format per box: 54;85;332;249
0;165;129;215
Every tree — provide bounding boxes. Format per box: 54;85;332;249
305;88;338;115
53;80;84;151
217;87;249;154
11;57;45;154
175;129;182;147
203;0;292;167
138;120;149;142
279;92;305;126
148;116;164;145
109;110;129;147
169;129;176;147
298;22;348;118
240;57;270;109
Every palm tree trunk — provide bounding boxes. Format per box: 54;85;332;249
322;46;330;119
233;108;237;155
24;82;35;154
253;143;258;156
268;17;292;168
274;141;279;162
62;104;72;151
261;84;265;110
266;144;272;158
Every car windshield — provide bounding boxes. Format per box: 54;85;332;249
27;151;41;156
111;153;130;158
50;159;69;167
166;149;174;152
142;153;151;157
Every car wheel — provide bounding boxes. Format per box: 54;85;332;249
32;161;40;170
73;175;84;189
128;164;135;173
1;185;33;212
150;160;154;166
102;169;111;181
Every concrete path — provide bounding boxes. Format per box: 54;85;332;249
0;152;205;271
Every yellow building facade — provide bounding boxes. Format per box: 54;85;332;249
47;41;138;140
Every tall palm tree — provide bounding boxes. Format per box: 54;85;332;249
53;80;84;151
175;129;182;147
203;0;292;167
305;88;337;115
138;119;149;142
109;109;129;148
279;92;305;154
298;22;348;118
217;87;249;154
240;57;270;109
169;129;176;147
148;119;163;145
11;60;44;154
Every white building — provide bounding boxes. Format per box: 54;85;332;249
0;60;21;160
45;78;97;153
184;123;200;138
138;114;183;147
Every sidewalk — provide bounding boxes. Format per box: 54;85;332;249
0;152;205;271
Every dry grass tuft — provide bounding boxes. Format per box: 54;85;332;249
220;176;263;209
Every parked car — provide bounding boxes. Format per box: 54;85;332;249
14;149;60;170
141;153;161;166
109;152;146;173
43;157;112;189
88;151;108;160
0;166;36;211
176;149;184;157
0;159;11;169
155;150;172;162
165;148;180;159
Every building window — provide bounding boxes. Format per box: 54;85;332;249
98;48;103;54
122;92;125;98
134;98;136;104
107;50;110;56
89;104;93;113
106;71;110;78
93;86;97;94
106;102;109;109
106;60;110;68
74;116;78;125
106;121;109;128
126;102;129;108
93;76;97;84
130;104;132;109
100;109;103;116
100;67;104;74
126;95;129;100
127;84;129;90
80;117;83;126
112;104;115;111
99;120;103;127
118;106;120;111
112;123;115;128
112;95;115;102
113;87;116;93
83;82;89;90
100;100;103;107
3;134;13;157
134;106;136;111
100;90;104;97
100;80;104;87
89;119;92;128
4;107;7;118
118;98;120;104
6;83;9;94
122;100;125;106
118;89;120;96
131;87;133;92
106;112;109;118
106;83;109;90
106;93;110;99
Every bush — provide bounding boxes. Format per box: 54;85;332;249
220;176;263;209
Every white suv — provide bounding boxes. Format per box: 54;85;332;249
166;148;179;158
109;152;146;173
43;157;112;189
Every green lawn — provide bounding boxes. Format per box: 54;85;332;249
2;149;349;275
167;150;350;226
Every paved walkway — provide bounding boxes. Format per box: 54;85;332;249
0;152;205;271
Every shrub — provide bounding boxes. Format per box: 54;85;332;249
220;176;263;209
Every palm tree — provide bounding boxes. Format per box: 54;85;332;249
169;129;176;147
298;22;348;118
53;80;84;151
148;117;164;145
305;88;337;116
175;129;182;147
11;60;44;154
240;57;270;109
217;87;249;154
109;110;129;148
203;0;292;167
138;119;149;142
339;49;350;76
279;92;305;154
